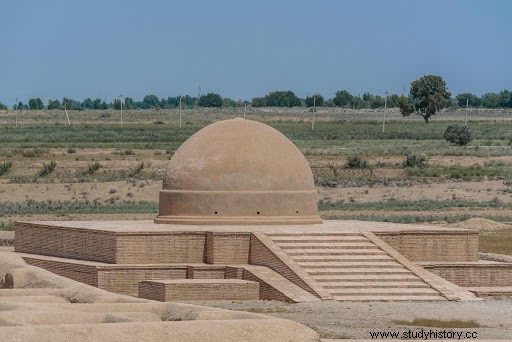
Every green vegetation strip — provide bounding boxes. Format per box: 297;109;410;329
393;319;482;328
0;200;158;216
319;199;509;211
321;214;512;224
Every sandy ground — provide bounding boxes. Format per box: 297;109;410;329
189;300;512;340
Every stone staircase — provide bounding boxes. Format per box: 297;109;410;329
267;232;445;301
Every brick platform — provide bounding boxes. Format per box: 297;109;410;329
138;279;259;301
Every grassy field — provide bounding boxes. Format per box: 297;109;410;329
1;108;511;253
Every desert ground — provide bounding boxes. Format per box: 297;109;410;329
1;107;512;339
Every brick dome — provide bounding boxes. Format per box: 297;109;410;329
155;118;321;225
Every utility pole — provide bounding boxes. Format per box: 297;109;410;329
465;97;469;125
15;97;18;127
311;95;316;132
382;90;388;133
179;95;182;129
243;102;246;120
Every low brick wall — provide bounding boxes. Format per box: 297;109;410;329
376;230;478;262
23;257;98;287
422;263;512;287
138;279;259;301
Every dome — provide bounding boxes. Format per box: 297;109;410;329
155;118;322;225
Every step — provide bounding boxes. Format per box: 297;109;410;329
271;236;368;243
266;232;362;237
321;281;430;289
291;255;394;262
315;274;420;282
333;295;445;301
329;288;439;296
287;249;387;256
307;268;411;276
278;242;378;250
298;262;403;269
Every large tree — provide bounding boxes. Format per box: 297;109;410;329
28;98;44;110
265;91;301;107
333;90;353;107
198;93;223;107
398;75;451;123
305;94;324;107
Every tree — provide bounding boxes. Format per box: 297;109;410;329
198;93;223;107
456;93;480;107
28;98;44;110
47;99;61;110
142;94;160;109
62;98;81;110
333;90;353;107
305;94;324;107
0;102;7;110
399;75;451;123
444;123;472;146
251;97;266;107
265;91;301;107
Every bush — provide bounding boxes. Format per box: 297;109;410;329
84;162;101;176
38;161;57;177
345;155;369;169
0;161;13;176
403;154;428;168
67;148;76;154
443;123;472;146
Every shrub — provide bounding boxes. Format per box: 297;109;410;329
129;162;144;177
345;155;369;169
0;161;13;176
403;154;428;168
84;162;101;176
443;123;472;146
67;148;76;154
38;161;57;177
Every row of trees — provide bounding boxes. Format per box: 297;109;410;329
3;88;512;111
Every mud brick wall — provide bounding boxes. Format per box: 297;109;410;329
97;266;188;296
115;232;206;264
23;257;98;287
138;279;259;301
15;223;116;263
376;231;479;262
206;232;251;264
423;263;512;287
187;266;225;279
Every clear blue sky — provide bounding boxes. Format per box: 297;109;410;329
1;0;510;106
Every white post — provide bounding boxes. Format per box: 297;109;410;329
244;102;246;119
382;91;388;133
179;95;182;129
465;97;468;125
64;101;70;125
311;96;316;131
120;95;123;127
15;97;18;127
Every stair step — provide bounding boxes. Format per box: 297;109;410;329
271;236;368;243
315;274;420;282
266;233;362;237
291;255;393;262
308;268;411;276
278;242;378;250
329;288;439;296
287;249;387;256
333;295;445;301
321;281;429;289
299;262;403;269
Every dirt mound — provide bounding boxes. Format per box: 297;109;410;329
452;218;511;231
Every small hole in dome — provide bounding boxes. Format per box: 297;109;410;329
296;211;299;214
257;211;260;215
214;211;218;215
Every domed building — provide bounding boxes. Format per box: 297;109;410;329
155;118;322;225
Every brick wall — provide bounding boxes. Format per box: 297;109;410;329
376;230;478;262
23;257;98;287
115;232;206;264
16;223;116;263
423;263;512;287
206;232;250;264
